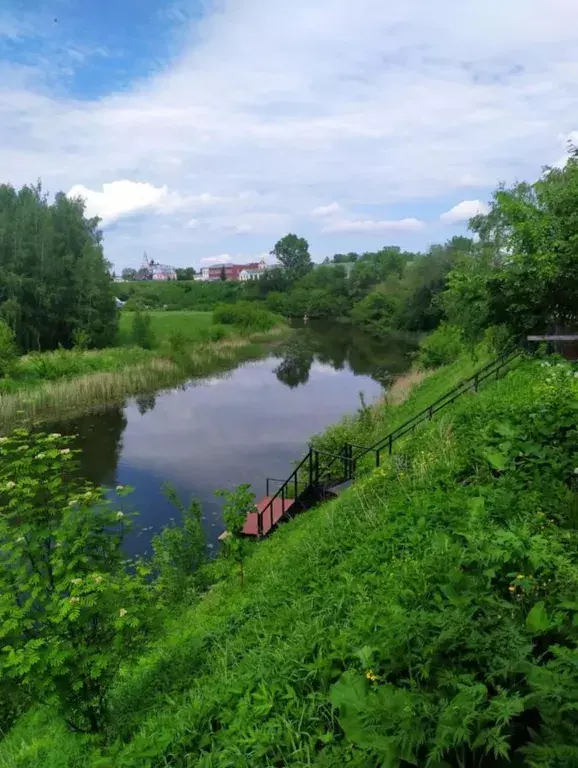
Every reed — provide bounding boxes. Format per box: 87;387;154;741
0;328;289;428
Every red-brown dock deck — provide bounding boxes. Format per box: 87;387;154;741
242;496;295;537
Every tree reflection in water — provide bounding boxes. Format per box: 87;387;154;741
273;320;418;390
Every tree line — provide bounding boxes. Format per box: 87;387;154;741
0;183;117;353
256;147;578;347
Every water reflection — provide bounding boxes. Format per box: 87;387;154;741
43;322;417;552
274;320;416;389
45;406;127;487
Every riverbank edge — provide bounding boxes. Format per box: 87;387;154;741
0;325;292;429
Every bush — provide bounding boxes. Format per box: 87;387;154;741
213;302;278;332
0;431;157;733
131;310;156;349
418;322;465;368
151;484;206;603
0;320;17;376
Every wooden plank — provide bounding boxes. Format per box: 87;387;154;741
243;496;295;537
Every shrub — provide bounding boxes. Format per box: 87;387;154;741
0;430;157;733
151;484;206;603
0;319;17;376
213;302;278;332
131;310;156;349
418;322;465;368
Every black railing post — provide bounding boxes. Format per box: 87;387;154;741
314;450;319;484
258;505;263;537
428;406;433;419
389;434;393;455
294;473;297;501
474;373;479;392
376;449;380;468
308;449;313;487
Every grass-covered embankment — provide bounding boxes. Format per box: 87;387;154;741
3;353;578;767
0;309;289;427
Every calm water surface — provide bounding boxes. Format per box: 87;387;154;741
48;322;416;553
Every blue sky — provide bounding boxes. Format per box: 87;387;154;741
1;0;577;272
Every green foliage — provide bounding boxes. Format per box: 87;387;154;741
418;322;465;368
151;484;206;603
0;182;117;352
115;279;241;311
350;286;401;335
444;148;578;340
215;483;255;586
175;267;196;281
0;430;156;733
213;301;279;331
7;356;575;766
270;233;312;280
130;309;155;349
0;319;17;376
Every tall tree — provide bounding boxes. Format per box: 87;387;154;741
0;182;117;352
270;234;312;280
121;268;137;280
175;267;196;281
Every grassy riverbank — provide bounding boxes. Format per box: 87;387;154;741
0;310;289;427
3;351;578;767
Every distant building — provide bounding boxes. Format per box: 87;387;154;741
197;258;270;282
239;268;263;281
151;265;177;281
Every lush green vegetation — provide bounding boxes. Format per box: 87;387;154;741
117;310;224;346
115;280;241;311
0;183;117;353
1;355;578;766
0;310;287;426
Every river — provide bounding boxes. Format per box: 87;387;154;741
47;321;417;553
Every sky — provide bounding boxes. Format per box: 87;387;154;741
1;0;578;272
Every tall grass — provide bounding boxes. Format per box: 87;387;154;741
3;357;577;766
0;328;289;428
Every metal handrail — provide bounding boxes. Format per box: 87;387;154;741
255;347;521;536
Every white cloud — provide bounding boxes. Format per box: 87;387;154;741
311;202;341;217
68;180;171;225
3;0;578;267
323;217;425;233
200;254;232;264
440;199;490;223
184;218;199;229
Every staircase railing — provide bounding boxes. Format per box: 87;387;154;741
256;347;521;537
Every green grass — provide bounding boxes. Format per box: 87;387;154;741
311;345;491;460
117;311;223;346
3;354;578;766
0;311;289;428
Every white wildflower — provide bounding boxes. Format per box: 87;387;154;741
119;608;127;618
71;578;82;585
5;481;15;490
574;468;578;475
0;437;8;444
92;574;104;584
116;511;124;520
49;433;61;439
36;453;45;460
69;597;80;605
60;448;71;455
116;485;124;492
